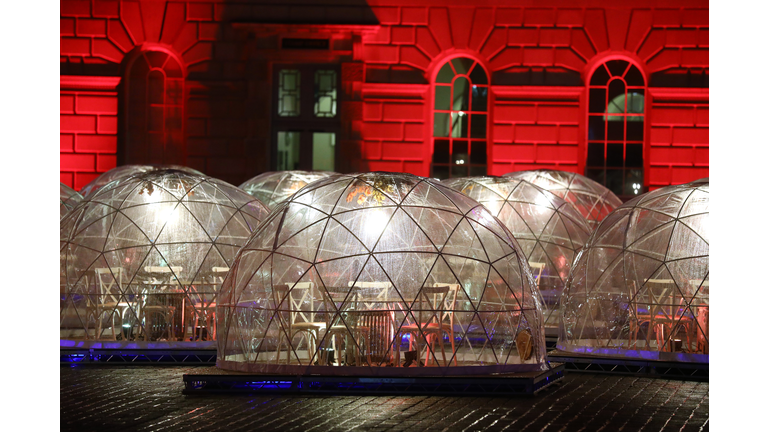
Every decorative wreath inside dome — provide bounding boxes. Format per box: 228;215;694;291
79;164;205;198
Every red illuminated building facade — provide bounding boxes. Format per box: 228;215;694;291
60;0;708;199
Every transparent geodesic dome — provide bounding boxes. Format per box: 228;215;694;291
442;176;591;330
503;170;622;230
218;172;547;376
239;170;338;209
79;164;204;198
60;170;269;344
60;182;83;219
557;179;709;362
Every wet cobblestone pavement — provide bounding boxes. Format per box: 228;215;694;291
61;365;708;431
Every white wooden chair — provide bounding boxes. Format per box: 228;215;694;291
91;267;133;340
140;266;182;341
273;282;328;364
186;266;228;341
319;286;360;366
348;281;393;310
648;278;695;352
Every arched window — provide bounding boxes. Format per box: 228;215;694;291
124;49;185;166
432;58;488;179
586;59;645;198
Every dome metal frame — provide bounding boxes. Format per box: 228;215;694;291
218;172;549;376
60;182;83;219
60;170;270;345
239;170;338;209
442;176;592;330
557;179;709;363
503;170;623;230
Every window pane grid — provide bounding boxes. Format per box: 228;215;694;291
125;51;185;165
276;131;301;171
278;69;300;117
586;60;646;197
273;65;340;171
145;70;184;136
314;70;337;118
432;59;488;179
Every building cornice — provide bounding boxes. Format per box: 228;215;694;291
60;76;121;91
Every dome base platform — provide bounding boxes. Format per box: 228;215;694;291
547;349;707;381
182;364;565;396
61;339;217;364
61;349;216;365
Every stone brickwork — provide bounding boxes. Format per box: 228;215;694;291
648;90;709;187
355;3;709;185
60;1;708;191
60;82;119;189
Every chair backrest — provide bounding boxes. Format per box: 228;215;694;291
94;267;123;304
644;278;676;319
691;278;709;305
288;282;315;323
628;279;660;322
209;267;229;282
626;279;642;314
433;283;459;323
347;281;392;288
528;262;546;287
188;267;229;304
516;329;533;361
272;284;289;308
320;285;360;328
355;309;393;364
414;285;450;327
144;266;183;284
348;281;392;305
144;266;183;273
645;278;674;294
271;284;302;343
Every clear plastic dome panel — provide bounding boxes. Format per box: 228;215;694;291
442;177;592;329
239;170;338;209
79;164;204;197
558;179;709;362
60;183;83;219
503;170;622;229
218;173;548;375
60;170;269;344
